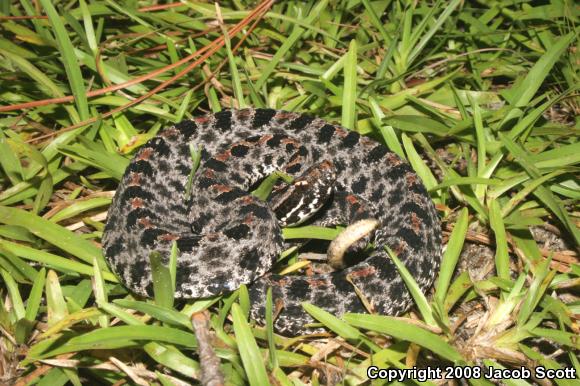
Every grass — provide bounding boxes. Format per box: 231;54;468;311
0;0;578;385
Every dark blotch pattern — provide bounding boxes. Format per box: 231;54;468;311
176;119;197;138
126;160;154;177
149;137;171;157
239;202;270;219
103;108;441;336
205;158;227;172
231;144;249;157
214;110;232;132
126;208;156;227
224;224;251;239
317;124;335;143
342;131;360;148
140;228;165;247
105;239;123;260
365;144;388;163
288;114;314;131
286;163;301;174
238;248;262;272
252;109;277;128
176;235;202;251
214;188;246;204
351;176;368;194
287;278;310;299
266;134;284;147
121;186;154;202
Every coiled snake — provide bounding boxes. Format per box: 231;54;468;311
103;108;441;335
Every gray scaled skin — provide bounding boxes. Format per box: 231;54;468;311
103;108;441;335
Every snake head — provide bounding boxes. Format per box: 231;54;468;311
269;160;336;227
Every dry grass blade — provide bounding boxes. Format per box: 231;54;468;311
9;0;274;143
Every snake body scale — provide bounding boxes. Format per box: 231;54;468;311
103;108;441;335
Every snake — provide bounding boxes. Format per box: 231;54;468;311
102;108;441;335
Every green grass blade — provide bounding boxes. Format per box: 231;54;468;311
231;303;269;386
369;97;405;158
46;270;69;326
0;132;23;185
517;257;554;326
255;0;328;89
0;206;108;270
499;133;580;245
92;257;109;328
147;343;201;381
25;267;46;322
444;271;473;312
488;199;510;282
78;0;97;53
401;134;438;191
530;327;579;350
506;32;575;108
48;197;111;223
0;239;117;282
41;325;197;358
343;314;462;362
265;288;278;369
435;208;469;305
386;246;436;326
218;4;246;109
0;267;25;320
341;39;357;130
302;302;362;341
39;0;89;121
150;251;174;309
282;225;341;240
0;245;38;282
408;0;462;64
113;299;191;329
